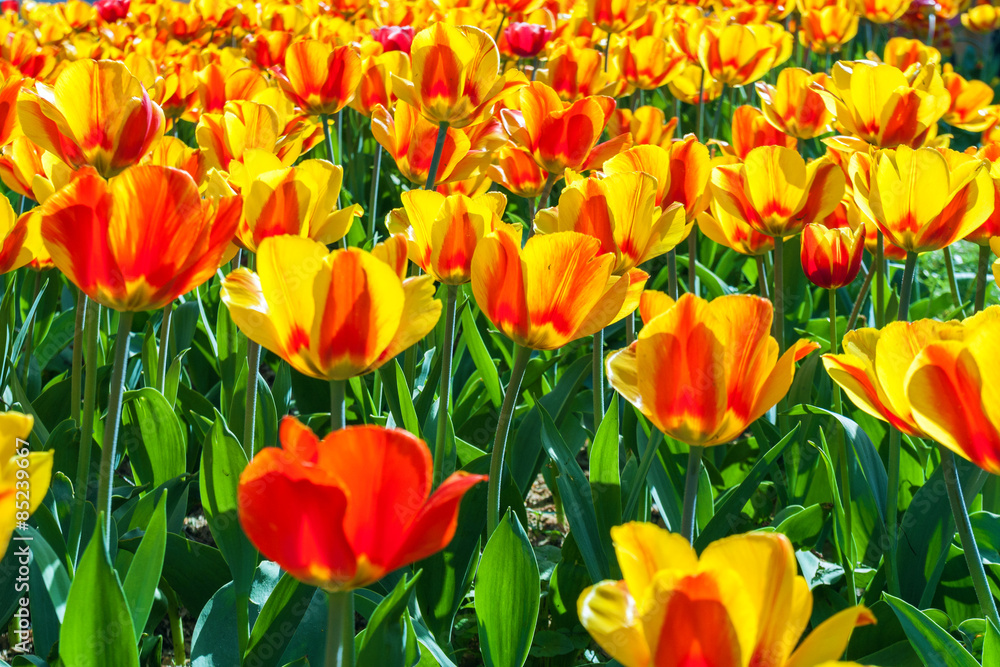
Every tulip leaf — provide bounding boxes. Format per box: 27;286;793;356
122;492;168;644
244;572;316;667
357;572;421;667
121;388;187;490
60;522;139;667
883;594;979;667
476;511;540;667
696;423;800;549
590;396;621;577
540;405;611;583
985;619;1000;666
461;304;502;407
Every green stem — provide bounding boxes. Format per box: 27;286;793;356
773;235;785;353
71;290;86;425
593;329;604;426
165;585;185;666
709;84;726;141
243;341;260;458
603;33;611;72
830;288;857;605
331;379;346;432
680;446;704;544
69;297;100;561
756;254;769;300
625;311;635;345
674;95;682;136
697;70;706;140
21;271;40;387
321;113;337;165
622;431;664;521
687;232;698;296
943;450;1000;628
847;261;874;331
886;426;901;596
975;243;990;313
942;246;964;318
237;593;250;660
96;311;134;542
157;302;173;393
538;173;558;209
326;590;355;667
487;344;532;535
424;121;449;191
667;249;679;300
875;232;885;328
367;143;383;242
493;11;507;43
897;251;918;323
434;285;458;488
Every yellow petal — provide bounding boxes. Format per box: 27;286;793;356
578;580;650;667
785;605;876;667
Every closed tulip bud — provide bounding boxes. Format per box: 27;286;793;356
504;22;552;58
756;68;833;140
371;25;415;54
962;5;1000;33
238;418;486;591
725;105;797;159
273;40;362;117
0;0;18;13
800;221;865;289
94;0;128;22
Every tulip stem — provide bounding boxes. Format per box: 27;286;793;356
886;426;901;597
674;96;682;137
942;246;965;318
603;35;611;73
830;288;857;605
367;143;383;242
425;121;449;191
975;244;990;313
667;250;679;300
875;232;885;328
756;255;769;300
625;312;635;345
898;251;918;323
21;271;40;387
326;590;355;667
680;446;704;544
943;450;1000;628
487;344;532;535
71;290;87;425
331;379;346;433
696;70;706;140
69;297;100;561
593;329;605;425
243;341;260;458
847;261;874;331
493;11;507;44
773;235;785;353
434;285;458;488
538;173;558;209
97;311;134;543
165;584;185;666
157;302;173;393
709;85;725;140
321;113;337;165
687;232;698;296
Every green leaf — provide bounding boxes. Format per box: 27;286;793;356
394;360;420;436
122;493;167;643
121;388;187;489
461;306;502;407
590;396;621;577
200;414;257;600
539;406;610;583
696;424;799;549
357;573;420;667
984;619;1000;665
476;511;540;667
244;573;317;667
883;593;979;667
17;526;70;624
60;523;139;667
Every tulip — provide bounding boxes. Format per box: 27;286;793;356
813;61;949;152
858;0;912;22
578;525;874;667
237;159;362;253
697;23;783;87
0;137;72;203
607;293;818;448
371;233;409;280
238;417;486;591
348;52;411;118
667;63;726;106
2;33;54;81
487;144;550;198
504;22;552;58
534;41;625;102
616;35;685;90
606;106;677;148
194;63;268;117
0;194;29;275
94;0;129;22
18;59;164;178
0;413;54;561
800;222;865;289
799;0;859;54
711;145;845;239
242;30;293;70
273;40;362;117
371;25;415;54
222;235;441;381
942;65;994;132
387;190;505;284
725;105;797;159
141;136;206;187
197;100;304;172
533;171;689;274
605;138;713;222
587;0;648;34
500;81;631;179
962;4;1000;33
880;37;941;73
0;0;17;13
755;69;832;140
0;69;23;148
698;197;775;256
391;23;524;130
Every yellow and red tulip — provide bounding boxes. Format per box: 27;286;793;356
756;69;833;140
858;0;913;22
615;35;685;91
487;143;550;198
800;221;865;289
196;100;304;172
606;106;677;148
697;22;785;87
0;413;54;561
798;0;859;54
724;105;798;159
348;51;411;118
274;40;362;117
942;65;995;132
698;197;775;256
962;4;1000;33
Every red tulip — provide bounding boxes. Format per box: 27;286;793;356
504;23;553;59
371;26;415;54
94;0;129;22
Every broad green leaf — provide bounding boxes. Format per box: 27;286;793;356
122;493;167;643
121;388;187;489
60;523;139;667
589;396;621;577
461;305;502;407
357;573;420;667
476;511;540;667
883;594;979;667
244;572;317;667
984;619;1000;666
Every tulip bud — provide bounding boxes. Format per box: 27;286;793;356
371;25;415;54
94;0;130;22
0;0;18;13
800;222;865;289
504;22;552;58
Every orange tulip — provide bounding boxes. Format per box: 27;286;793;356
607;293;818;447
471;225;647;350
607;106;677;148
348;51;411;118
534;41;625;102
40;166;240;312
194;63;268;118
615;35;685;90
2;34;55;81
880;36;941;73
196;100;304;172
387;190;506;284
391;23;524;129
372;101;493;187
587;0;648;34
942;65;994;132
0;136;72;203
222;236;441;380
579;525;874;667
242;30;293;70
711;145;845;238
500;81;631;175
667;63;726;106
239;418;486;592
698;197;775;256
849;146;993;253
487;143;550;198
858;0;913;22
274;40;362;117
697;22;785;87
141;135;206;187
962;4;1000;33
800;222;865;289
371;233;409;280
724;105;797;159
799;0;859;54
18;59;164;178
903;318;1000;473
756;68;833;140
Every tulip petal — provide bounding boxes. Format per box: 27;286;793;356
472;223;531;345
373;275;442;370
578;580;651;667
638;290;674;325
611;522;697;603
784;605;876;667
220;268;292;374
